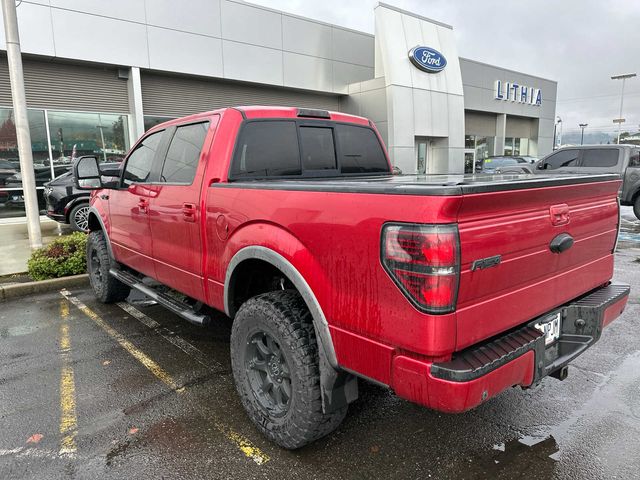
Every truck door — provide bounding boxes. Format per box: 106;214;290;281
108;129;166;278
148;118;217;301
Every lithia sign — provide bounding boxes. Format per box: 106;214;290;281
495;80;542;106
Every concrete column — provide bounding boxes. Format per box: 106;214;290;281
495;113;507;155
127;67;145;142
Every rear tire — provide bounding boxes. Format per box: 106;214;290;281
230;290;347;449
69;203;90;232
634;196;640;221
87;230;130;303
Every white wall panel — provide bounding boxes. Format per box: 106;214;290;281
283;52;332;91
282;16;332;58
51;9;149;67
333;62;374;92
145;0;221;37
2;2;56;56
332;28;374;67
223;40;283;86
148;27;223;77
221;0;282;50
50;0;146;23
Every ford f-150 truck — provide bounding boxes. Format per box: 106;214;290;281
74;106;630;449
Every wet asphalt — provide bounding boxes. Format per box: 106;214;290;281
1;207;639;480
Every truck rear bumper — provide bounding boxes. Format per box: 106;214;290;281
391;283;630;413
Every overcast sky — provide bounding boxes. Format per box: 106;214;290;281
250;0;640;137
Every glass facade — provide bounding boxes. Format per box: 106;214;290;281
504;137;530;156
144;115;176;132
0;107;129;219
465;135;495;171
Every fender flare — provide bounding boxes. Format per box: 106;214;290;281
224;245;338;369
87;206;114;259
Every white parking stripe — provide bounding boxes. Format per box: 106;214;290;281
115;302;225;373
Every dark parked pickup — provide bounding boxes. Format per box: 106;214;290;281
44;162;121;231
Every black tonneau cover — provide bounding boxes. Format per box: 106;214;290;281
218;173;620;196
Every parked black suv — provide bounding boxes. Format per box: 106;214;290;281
43;162;121;231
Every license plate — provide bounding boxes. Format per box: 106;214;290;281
534;312;561;346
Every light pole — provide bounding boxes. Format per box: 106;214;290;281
579;123;588;145
556;116;562;148
1;0;42;248
611;72;636;144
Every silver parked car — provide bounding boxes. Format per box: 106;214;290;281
536;144;640;219
478;156;536;174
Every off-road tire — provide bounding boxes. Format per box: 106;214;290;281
87;230;130;303
69;203;90;232
230;290;347;449
634;195;640;221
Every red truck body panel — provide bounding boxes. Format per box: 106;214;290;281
97;106;629;414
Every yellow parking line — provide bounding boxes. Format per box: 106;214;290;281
60;290;270;465
59;299;77;457
214;422;270;465
60;289;180;392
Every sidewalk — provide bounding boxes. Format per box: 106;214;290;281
0;217;73;276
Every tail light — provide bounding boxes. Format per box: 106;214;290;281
381;223;460;314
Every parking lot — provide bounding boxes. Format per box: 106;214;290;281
0;208;638;480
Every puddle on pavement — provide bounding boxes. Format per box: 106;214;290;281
467;436;559;478
0;324;41;338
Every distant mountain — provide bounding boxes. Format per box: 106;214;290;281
560;131;615;145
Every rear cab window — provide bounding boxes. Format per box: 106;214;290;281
628;149;640;167
229;120;389;179
580;149;619;168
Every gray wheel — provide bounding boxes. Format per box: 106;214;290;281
231;290;347;449
69;203;90;232
87;230;130;303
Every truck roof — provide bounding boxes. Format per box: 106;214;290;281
149;106;371;132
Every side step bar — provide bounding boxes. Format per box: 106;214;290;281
109;268;210;326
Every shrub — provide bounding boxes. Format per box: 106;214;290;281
27;232;87;281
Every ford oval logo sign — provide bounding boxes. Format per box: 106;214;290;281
408;46;447;73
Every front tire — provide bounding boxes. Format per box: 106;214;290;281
69;203;90;232
634;196;640;221
87;230;130;303
230;290;347;449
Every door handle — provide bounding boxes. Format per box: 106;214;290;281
182;203;196;223
138;198;149;214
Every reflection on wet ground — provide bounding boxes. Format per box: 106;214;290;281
0;211;638;479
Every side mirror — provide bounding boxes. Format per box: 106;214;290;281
537;162;546;170
74;156;103;190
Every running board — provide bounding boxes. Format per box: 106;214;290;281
109;268;210;326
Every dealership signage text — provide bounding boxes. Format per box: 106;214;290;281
494;80;542;106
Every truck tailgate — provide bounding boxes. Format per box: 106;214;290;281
455;179;620;350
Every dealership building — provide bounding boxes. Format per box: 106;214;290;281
0;1;557;219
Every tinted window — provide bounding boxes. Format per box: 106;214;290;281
580;149;619;168
232;121;300;177
545;149;579;170
630;149;640;167
336;125;389;173
300;127;336;170
123;131;163;185
488;158;518;167
160;122;209;184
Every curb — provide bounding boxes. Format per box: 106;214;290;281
0;274;89;302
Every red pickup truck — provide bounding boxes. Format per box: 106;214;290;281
74;106;630;449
